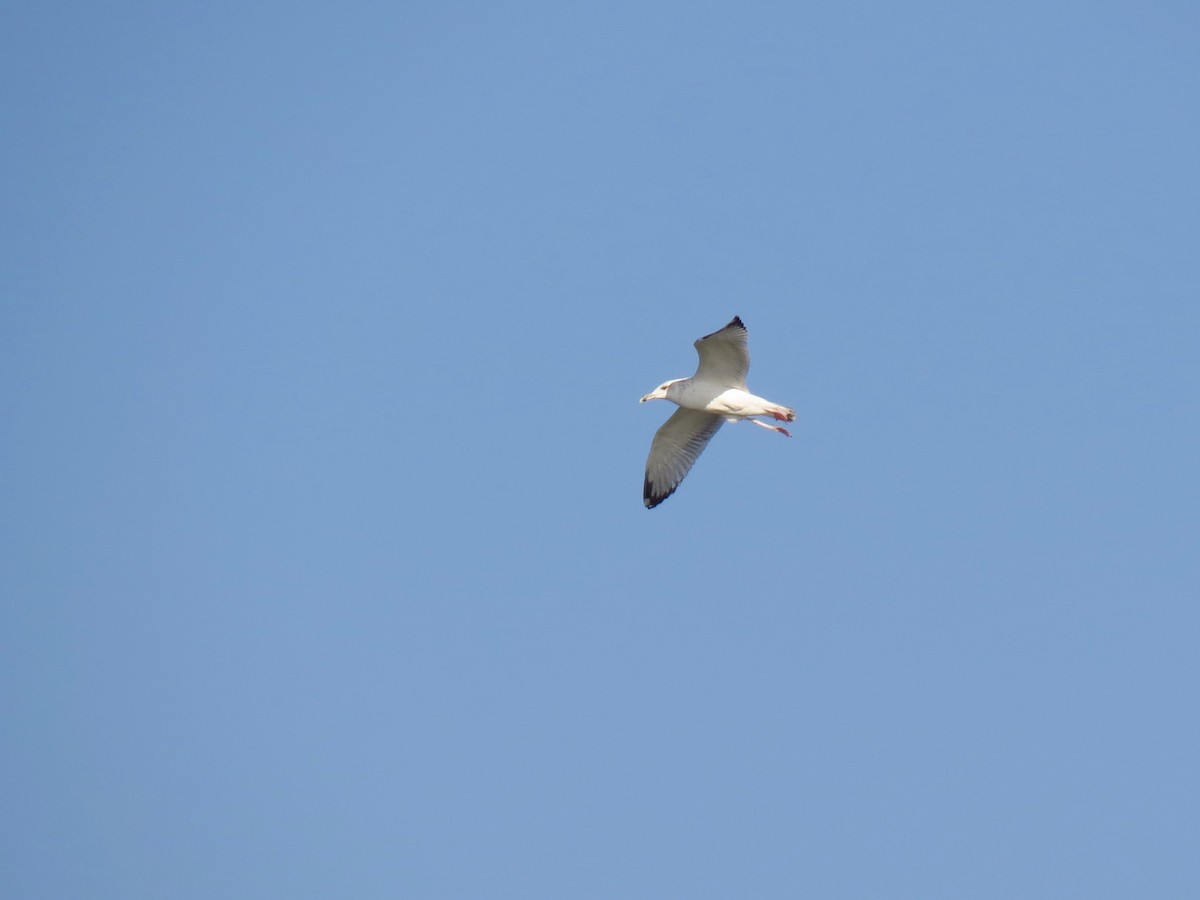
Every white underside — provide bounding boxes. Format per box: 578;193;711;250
673;381;787;420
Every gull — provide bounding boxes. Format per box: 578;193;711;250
640;315;795;509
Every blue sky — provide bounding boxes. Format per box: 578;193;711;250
4;1;1199;897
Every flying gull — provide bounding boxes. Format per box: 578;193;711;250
640;316;795;509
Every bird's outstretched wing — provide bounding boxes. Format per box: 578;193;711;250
644;408;724;508
693;316;749;388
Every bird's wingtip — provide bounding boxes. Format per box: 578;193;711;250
643;477;671;509
697;315;747;342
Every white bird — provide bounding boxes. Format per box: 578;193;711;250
640;316;795;509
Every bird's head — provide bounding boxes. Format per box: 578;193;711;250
640;379;683;403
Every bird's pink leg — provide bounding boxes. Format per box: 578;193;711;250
750;419;791;437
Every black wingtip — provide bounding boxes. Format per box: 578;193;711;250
697;316;747;342
644;476;659;508
643;477;673;509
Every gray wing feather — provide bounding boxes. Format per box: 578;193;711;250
693;316;750;388
644;408;724;508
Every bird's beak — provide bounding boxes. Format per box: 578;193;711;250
640;393;654;403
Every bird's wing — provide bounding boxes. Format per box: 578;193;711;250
644;408;725;508
693;316;750;388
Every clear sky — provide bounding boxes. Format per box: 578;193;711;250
4;2;1199;897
